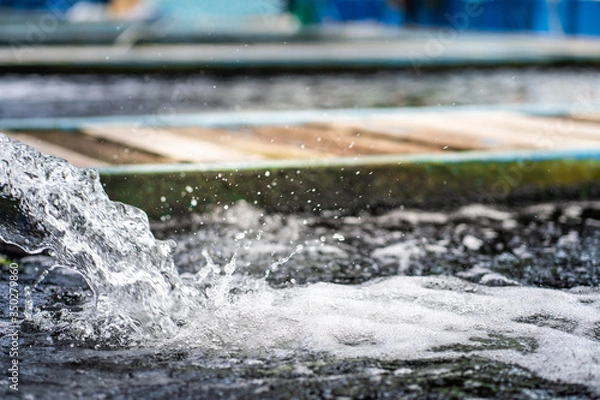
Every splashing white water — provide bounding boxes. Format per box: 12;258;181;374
0;133;193;339
1;133;599;394
173;274;599;391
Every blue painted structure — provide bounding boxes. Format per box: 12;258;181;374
562;0;600;36
290;0;404;25
290;0;599;36
443;0;551;32
0;0;107;11
148;0;284;20
0;0;597;36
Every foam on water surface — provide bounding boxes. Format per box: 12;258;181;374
198;276;599;390
156;249;600;391
1;133;599;395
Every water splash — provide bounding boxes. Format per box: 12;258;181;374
0;133;190;340
2;133;600;395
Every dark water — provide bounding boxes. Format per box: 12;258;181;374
160;201;600;290
1;199;599;399
1;66;600;399
1;67;599;119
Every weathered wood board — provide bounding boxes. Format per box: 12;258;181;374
5;110;600;168
3;108;600;217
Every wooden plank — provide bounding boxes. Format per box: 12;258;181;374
5;133;109;167
82;125;263;163
6;108;600;174
464;113;600;149
329;121;488;151
170;126;331;160
251;125;343;155
252;124;440;156
359;111;600;150
380;113;539;150
567;113;600;125
23;130;174;165
444;113;600;149
309;123;445;154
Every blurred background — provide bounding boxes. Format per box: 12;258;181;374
0;0;599;119
1;1;600;220
1;0;599;36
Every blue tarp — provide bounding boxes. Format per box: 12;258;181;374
290;0;600;35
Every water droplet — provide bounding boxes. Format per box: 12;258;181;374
333;233;345;242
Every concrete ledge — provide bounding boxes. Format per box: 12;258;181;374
2;33;600;73
98;150;600;218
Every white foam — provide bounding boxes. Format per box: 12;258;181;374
452;204;513;221
371;241;422;273
462;234;484;251
173;275;600;393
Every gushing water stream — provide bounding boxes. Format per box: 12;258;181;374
0;133;194;340
1;132;599;398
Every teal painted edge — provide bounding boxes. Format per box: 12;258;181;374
1;103;598;131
